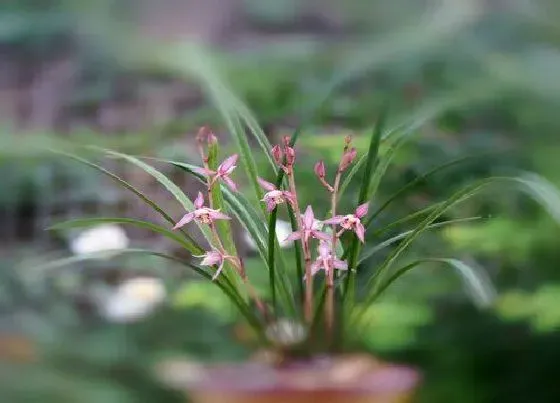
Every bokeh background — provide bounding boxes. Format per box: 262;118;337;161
2;0;560;402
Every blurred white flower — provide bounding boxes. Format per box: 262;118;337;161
265;318;307;347
244;219;294;251
70;224;129;256
101;277;166;323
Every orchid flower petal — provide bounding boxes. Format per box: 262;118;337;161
333;259;348;270
218;154;238;174
194;192;205;209
303;206;315;228
266;199;277;212
355;221;366;243
310;261;322;276
323;216;345;225
257;177;277;192
208;210;231;220
173;212;194;230
355;202;369;219
193;167;215;176
284;231;302;242
312;230;331;241
221;176;238;192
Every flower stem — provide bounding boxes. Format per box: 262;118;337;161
199;141;267;320
326;166;343;343
287;169;313;323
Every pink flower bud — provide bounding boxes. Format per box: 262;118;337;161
271;145;283;165
340;147;357;171
282;136;291;146
196;126;217;145
314;160;326;178
285;146;296;166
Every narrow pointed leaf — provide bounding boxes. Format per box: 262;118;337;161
50;150;203;254
99;149;214;243
48;217;199;253
358;217;483;264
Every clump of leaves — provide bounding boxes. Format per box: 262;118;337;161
47;108;560;359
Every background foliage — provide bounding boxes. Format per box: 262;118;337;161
2;1;560;402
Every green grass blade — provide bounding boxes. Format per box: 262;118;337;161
358;217;483;264
51;150;203;254
48;217;199;253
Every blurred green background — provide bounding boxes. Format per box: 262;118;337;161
2;0;560;402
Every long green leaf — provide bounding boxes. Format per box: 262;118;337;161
33;248;263;333
375;258;495;305
362;179;495;301
50;150;203;254
366;155;484;227
353;258;496;327
343;112;386;305
362;172;560;310
358;217;483;264
48;217;196;252
99;148;214;243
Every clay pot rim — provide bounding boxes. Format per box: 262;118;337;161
158;355;421;394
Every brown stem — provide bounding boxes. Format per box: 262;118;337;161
326;167;342;341
287;169;313;323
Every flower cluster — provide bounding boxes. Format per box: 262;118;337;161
172;126;368;330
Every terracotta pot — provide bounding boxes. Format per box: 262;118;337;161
158;354;420;403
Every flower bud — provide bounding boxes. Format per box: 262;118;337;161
314;160;326;178
344;135;352;146
340;147;357;171
196;126;217;145
271;145;283;165
285;145;296;166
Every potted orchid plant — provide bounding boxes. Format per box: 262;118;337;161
49;113;560;403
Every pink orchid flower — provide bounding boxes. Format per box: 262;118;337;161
311;241;348;276
258;178;296;212
195;249;232;280
323;202;369;243
285;205;330;243
173;192;230;229
196;154;239;191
